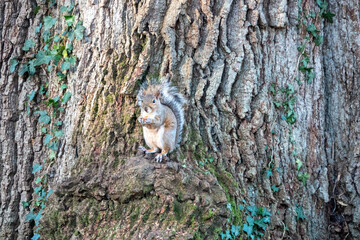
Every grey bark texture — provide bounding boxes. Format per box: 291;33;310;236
1;0;359;239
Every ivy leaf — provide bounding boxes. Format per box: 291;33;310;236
33;6;41;15
238;204;244;211
64;15;75;26
27;90;36;101
226;203;232;212
60;84;67;90
35;23;42;34
69;56;76;65
38;114;51;124
25;212;37;221
10;59;19;73
307;71;315;83
295;204;307;220
246;216;255;226
32;163;42;173
67;30;75;42
243;223;253;236
19;65;28;76
61;61;70;71
42;30;51;42
306;24;319;35
34;51;53;66
22;201;30;208
31;233;40;240
60;6;68;13
271;184;279;192
49;151;56;160
35;177;42;184
323;11;335;23
296;158;303;171
48;141;58;151
41;127;47;133
44;134;52;145
74;21;85;40
44;16;57;31
54;130;63;138
55;120;63;126
262;207;272;217
54;35;61;42
22;39;35;51
266;169;273;178
314;35;323;46
62;49;68;58
246;205;258;217
62;92;72;103
231;225;241;237
254;218;268;231
28;61;36;76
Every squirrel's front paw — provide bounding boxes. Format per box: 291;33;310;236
143;118;152;124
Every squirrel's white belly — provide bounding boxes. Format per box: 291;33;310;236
143;125;166;149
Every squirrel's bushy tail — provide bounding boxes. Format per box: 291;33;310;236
159;82;186;149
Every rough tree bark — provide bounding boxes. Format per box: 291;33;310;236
1;0;359;239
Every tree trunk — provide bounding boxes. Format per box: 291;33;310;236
1;0;359;239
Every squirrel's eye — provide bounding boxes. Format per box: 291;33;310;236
153;99;155;103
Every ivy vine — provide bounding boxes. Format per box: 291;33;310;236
10;1;85;239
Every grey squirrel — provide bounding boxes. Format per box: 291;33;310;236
137;82;186;162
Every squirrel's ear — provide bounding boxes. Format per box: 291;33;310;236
155;90;161;99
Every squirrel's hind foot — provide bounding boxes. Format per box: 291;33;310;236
155;151;168;163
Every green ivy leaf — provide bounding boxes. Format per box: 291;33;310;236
61;61;70;71
49;151;56;160
34;51;53;66
35;23;42;34
67;30;75;42
48;141;58;151
69;56;76;65
33;6;41;15
38;114;51;124
296;158;303;171
32;163;42;173
22;201;30;208
74;21;85;40
41;127;47;133
54;130;63;138
62;92;72;103
246;206;258;217
322;11;335;23
10;59;19;73
42;30;51;42
22;39;35;51
243;223;253;236
271;184;279;192
60;6;68;13
44;134;52;145
31;233;40;240
28;60;36;75
273;101;281;108
54;35;61;42
25;212;37;221
44;16;57;31
306;24;318;34
64;15;75;26
55;120;63;126
266;169;273;178
35;177;42;184
314;35;323;46
27;90;36;101
60;84;67;90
